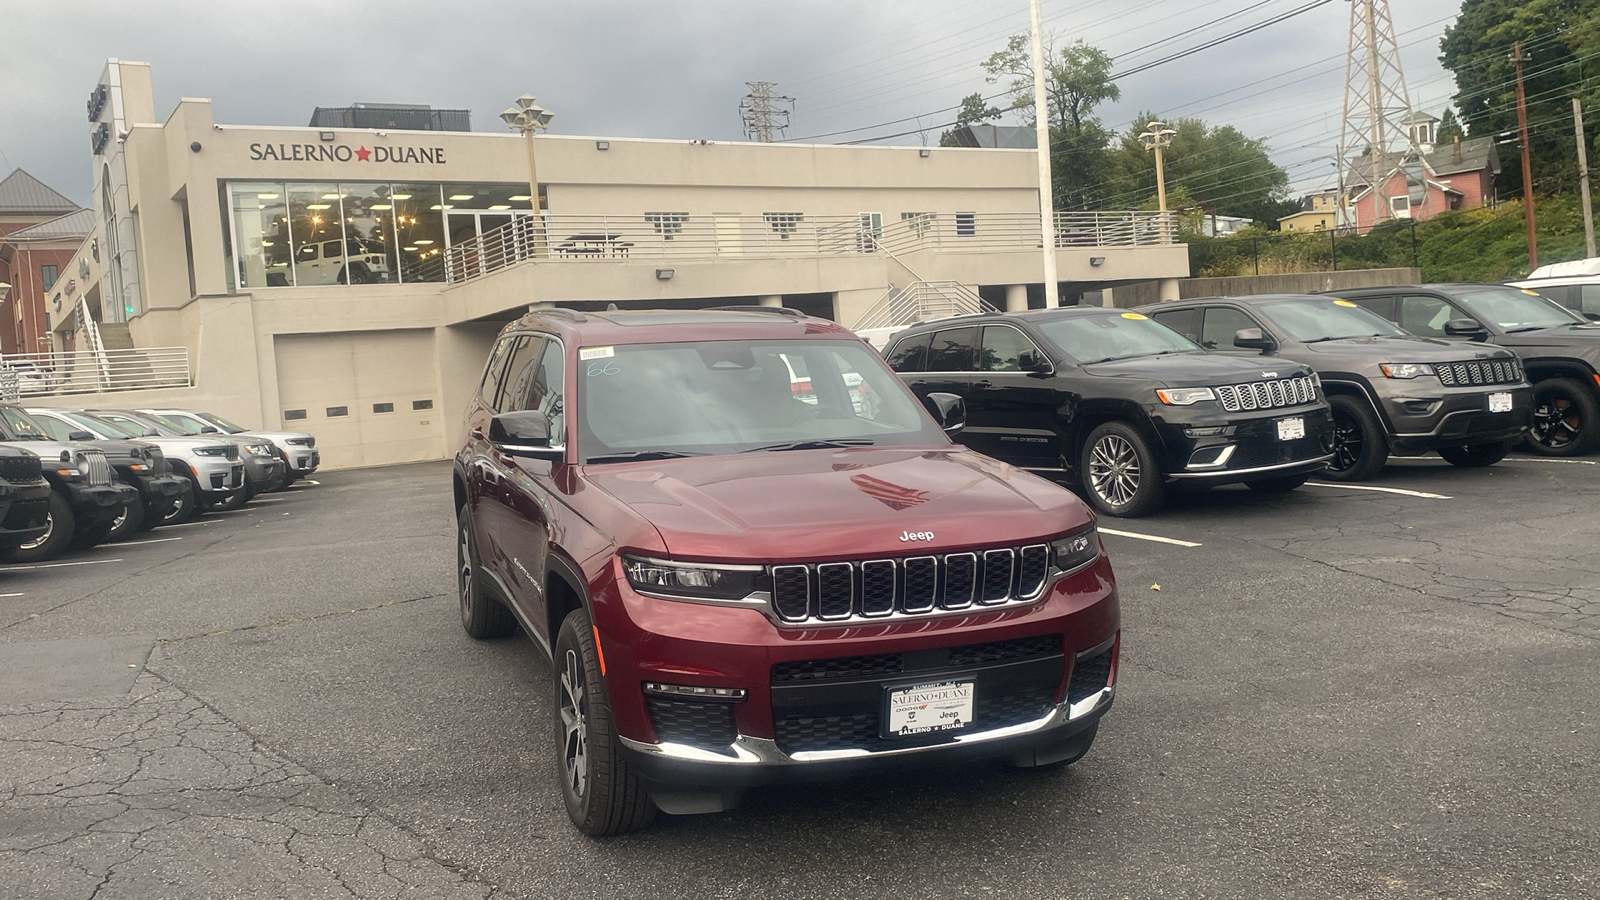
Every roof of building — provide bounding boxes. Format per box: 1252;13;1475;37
0;169;82;214
1344;135;1500;186
4;208;95;242
945;124;1037;149
1277;209;1335;223
1403;110;1441;125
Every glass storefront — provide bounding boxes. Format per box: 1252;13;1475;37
226;180;531;289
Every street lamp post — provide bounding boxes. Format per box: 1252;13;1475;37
1138;120;1177;244
500;94;555;259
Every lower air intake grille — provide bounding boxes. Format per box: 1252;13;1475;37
647;698;737;748
1068;646;1115;705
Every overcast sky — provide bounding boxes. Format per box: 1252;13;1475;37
1;0;1463;210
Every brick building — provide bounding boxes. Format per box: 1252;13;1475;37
0;170;90;355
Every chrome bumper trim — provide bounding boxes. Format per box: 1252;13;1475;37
1167;453;1333;480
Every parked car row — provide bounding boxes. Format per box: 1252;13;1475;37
879;284;1597;517
0;406;318;563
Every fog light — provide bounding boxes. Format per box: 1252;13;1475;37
643;682;747;701
1184;425;1230;437
1186;445;1235;468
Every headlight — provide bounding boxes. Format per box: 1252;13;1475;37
622;555;767;602
245;443;274;457
194;446;228;457
1155;387;1217;406
1379;363;1436;379
76;454;92;476
1050;526;1099;574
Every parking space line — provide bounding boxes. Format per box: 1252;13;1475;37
0;558;124;571
0;592;24;598
248;497;288;503
163;520;217;528
1099;527;1202;548
113;537;184;547
1504;457;1598;466
1307;483;1451;499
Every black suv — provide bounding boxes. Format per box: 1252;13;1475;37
1135;294;1532;480
883;308;1335;516
0;446;52;552
1330;284;1600;456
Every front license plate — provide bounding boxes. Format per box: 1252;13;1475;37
1489;391;1513;413
886;681;975;737
1276;417;1306;441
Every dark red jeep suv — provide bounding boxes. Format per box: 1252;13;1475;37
453;307;1120;835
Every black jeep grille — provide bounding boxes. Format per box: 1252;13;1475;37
1435;358;1522;386
770;543;1050;625
0;455;43;484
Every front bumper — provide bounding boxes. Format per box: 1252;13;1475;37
1153;403;1336;484
1381;383;1533;455
127;472;188;519
0;480;53;545
593;553;1120;796
244;455;288;492
187;457;246;497
284;448;319;476
63;482;138;527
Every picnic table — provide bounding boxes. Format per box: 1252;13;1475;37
554;233;634;258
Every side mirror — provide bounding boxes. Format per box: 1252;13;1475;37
489;411;565;462
68;430;96;442
1016;349;1053;374
142;427;161;437
1232;328;1277;351
198;425;220;434
1444;318;1489;340
921;392;966;436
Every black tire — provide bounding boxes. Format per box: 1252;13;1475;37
554;606;656;836
1438;440;1513;468
1525;377;1600;456
70;518;116;551
1324;395;1389;481
1079;421;1167;518
457;503;516;639
162;476;200;525
1245;473;1310;493
11;492;76;563
107;493;145;541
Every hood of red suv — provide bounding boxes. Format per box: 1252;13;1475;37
588;447;1091;562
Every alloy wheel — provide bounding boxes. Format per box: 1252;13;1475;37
559;649;589;800
1531;396;1580;450
18;513;53;551
457;520;474;621
1088;434;1140;508
1330;410;1363;471
111;506;128;532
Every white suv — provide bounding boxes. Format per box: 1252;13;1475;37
294;237;391;285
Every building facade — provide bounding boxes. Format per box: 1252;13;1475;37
0;170;90;356
41;60;1189;469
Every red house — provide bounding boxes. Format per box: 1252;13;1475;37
1343;113;1500;234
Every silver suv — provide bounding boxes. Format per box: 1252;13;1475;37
85;410;246;523
141;408;318;485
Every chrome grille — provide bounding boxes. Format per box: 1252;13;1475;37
84;452;114;486
769;544;1052;625
1435;358;1522;386
1215;375;1317;412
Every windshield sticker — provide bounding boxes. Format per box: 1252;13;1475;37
579;346;614;360
586;361;621;377
1333;299;1358;307
1121;312;1148;320
1521;289;1541;296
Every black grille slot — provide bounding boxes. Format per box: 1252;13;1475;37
902;556;937;612
773;654;903;683
774;712;879;753
816;563;854;620
1017;545;1048;597
1436;358;1522;386
0;455;43;483
1229;436;1327;470
771;565;810;621
946;634;1061;668
1068;648;1115;705
976;689;1055;727
860;561;896;616
979;549;1014;605
943;553;977;609
2;498;48;531
223;444;239;460
647;698;737;748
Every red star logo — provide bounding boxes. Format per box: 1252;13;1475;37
354;146;371;162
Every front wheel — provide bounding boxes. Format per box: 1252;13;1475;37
1526;377;1600;456
1245;473;1309;493
457;503;516;639
554;606;656;835
108;493;146;541
1079;421;1166;517
1324;395;1389;481
1438;441;1512;468
10;492;75;563
162;476;200;525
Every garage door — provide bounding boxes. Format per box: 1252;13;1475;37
274;329;442;469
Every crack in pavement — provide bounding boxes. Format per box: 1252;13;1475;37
158;592;454;644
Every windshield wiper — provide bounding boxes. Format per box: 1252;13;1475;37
1303;334;1382;343
584;450;707;463
742;439;875;453
1504;325;1548;333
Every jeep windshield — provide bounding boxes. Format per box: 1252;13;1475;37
1255;298;1407;342
577;339;945;463
1451;286;1585;332
1034;313;1200;363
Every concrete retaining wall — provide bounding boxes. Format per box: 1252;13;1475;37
1108;267;1421;308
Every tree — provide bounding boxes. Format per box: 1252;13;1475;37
1439;0;1600;198
1435;107;1465;143
937;93;1002;147
981;35;1121;210
1105;112;1293;226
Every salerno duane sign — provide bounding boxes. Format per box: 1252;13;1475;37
248;142;448;164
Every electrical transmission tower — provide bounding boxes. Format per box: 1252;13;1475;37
739;82;794;142
1335;0;1420;232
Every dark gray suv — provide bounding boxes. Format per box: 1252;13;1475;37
1136;294;1533;480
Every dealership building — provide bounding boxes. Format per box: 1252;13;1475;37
33;59;1188;469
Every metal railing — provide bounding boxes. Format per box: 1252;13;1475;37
851;281;996;331
443;210;1179;284
0;347;192;397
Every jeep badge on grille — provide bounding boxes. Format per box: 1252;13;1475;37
900;530;934;542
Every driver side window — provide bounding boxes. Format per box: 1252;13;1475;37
1398;295;1454;337
1200;307;1263;350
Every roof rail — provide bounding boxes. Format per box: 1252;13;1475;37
711;305;808;318
529;307;586;322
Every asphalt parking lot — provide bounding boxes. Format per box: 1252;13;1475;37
2;455;1597;899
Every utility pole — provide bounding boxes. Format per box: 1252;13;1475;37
1139;121;1177;243
1513;42;1537;269
1575;98;1596;258
739;82;794;142
1334;0;1419;233
1029;0;1059;307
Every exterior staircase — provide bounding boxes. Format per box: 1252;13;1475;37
96;322;135;351
850;280;996;331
